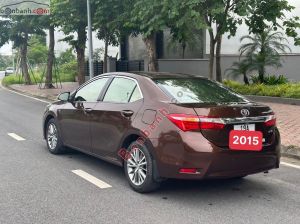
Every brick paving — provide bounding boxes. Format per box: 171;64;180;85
9;82;79;101
5;83;300;148
262;102;300;148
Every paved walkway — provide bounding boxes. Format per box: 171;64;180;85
9;82;79;101
4;82;300;148
263;102;300;148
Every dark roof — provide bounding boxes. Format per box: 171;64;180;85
132;71;206;79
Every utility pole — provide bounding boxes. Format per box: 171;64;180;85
87;0;94;79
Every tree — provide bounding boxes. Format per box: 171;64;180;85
94;0;123;73
52;0;93;85
166;1;205;59
226;59;251;85
124;0;170;71
239;30;291;83
198;0;247;82
8;16;45;84
37;2;58;88
0;19;11;48
28;35;48;66
191;0;298;82
57;48;76;65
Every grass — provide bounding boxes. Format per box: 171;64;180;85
224;80;300;99
2;72;76;86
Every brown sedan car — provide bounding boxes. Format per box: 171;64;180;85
43;72;280;192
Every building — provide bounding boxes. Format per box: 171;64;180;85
121;0;300;81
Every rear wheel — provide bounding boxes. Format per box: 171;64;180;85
124;141;160;193
46;118;65;154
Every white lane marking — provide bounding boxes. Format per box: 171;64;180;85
281;162;300;170
8;133;26;141
0;84;50;104
72;170;112;189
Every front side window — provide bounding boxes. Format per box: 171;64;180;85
74;78;109;102
103;77;140;103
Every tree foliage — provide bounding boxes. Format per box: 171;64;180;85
52;0;92;85
239;30;291;83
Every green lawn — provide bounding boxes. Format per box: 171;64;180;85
2;72;76;86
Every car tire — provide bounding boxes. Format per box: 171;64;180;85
124;141;160;193
46;118;65;154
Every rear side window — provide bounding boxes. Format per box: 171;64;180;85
103;77;140;103
154;78;248;104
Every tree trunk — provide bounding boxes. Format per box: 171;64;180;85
76;47;85;85
182;42;186;59
208;31;216;80
76;27;87;85
243;74;250;85
215;35;223;82
143;33;158;72
103;37;108;73
45;25;55;88
20;32;31;85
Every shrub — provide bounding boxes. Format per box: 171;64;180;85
251;74;289;85
59;60;77;81
223;80;300;99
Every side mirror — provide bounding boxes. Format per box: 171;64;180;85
58;92;70;102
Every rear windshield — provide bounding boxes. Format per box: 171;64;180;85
154;78;248;104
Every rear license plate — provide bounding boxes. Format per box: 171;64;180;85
229;130;263;151
234;124;255;131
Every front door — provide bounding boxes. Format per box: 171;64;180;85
59;77;110;151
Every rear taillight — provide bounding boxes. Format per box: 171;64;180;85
166;114;225;132
265;114;276;127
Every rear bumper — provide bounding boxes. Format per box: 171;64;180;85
150;131;281;180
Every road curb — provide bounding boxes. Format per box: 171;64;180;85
281;145;300;160
246;95;300;106
0;80;54;103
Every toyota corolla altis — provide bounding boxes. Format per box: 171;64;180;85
43;72;280;192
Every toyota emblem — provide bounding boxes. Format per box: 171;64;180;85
241;109;250;117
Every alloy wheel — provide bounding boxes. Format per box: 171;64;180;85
47;123;58;150
126;147;148;186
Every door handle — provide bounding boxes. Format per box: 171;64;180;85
121;110;134;118
84;108;93;113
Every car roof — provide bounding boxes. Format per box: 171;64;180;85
114;72;207;80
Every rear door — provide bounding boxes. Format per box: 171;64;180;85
90;77;143;159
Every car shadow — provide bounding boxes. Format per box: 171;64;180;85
57;148;278;204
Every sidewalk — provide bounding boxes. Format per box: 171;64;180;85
4;82;300;157
8;82;78;101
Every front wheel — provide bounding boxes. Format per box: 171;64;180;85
124;141;160;193
46;118;65;154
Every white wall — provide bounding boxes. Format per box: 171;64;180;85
206;0;300;55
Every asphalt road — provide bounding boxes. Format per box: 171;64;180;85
0;71;5;79
0;85;300;224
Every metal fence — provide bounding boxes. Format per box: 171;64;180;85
116;60;144;72
85;61;104;76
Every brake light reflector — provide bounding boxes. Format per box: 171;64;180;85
179;168;199;174
166;114;225;131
